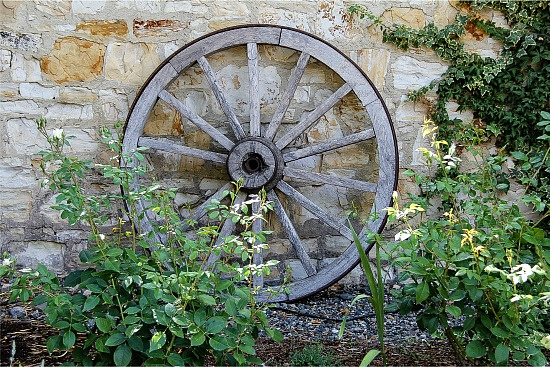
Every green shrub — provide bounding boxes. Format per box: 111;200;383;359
388;118;549;366
7;119;282;366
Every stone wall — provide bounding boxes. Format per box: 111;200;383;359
0;0;503;282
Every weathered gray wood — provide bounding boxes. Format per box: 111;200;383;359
283;128;375;162
207;191;246;266
279;29;378;107
267;190;317;276
276;181;353;240
169;26;282;73
276;83;352;149
123;63;179;156
248;43;261;137
138;136;227;164
265;51;310;140
198;56;246;140
158;90;234;151
284;167;377;193
252;200;264;288
181;182;233;232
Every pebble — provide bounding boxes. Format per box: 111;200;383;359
9;306;26;319
266;285;435;344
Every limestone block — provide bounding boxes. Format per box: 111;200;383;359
11;54;42;82
317;0;349;40
259;6;311;32
395;99;427;135
174;193;201;208
60;87;98;104
1;0;19;23
99;89;129;121
207;21;245;31
33;0;71;16
133;19;190;38
266;238;290;256
293;86;310;103
349;49;390;90
4;118;48;155
382;7;426;28
445;101;474;122
45;104;93;120
72;0;106;14
306;109;343;144
41;37;106;83
323;235;351;254
210;64;281;116
434;0;460;27
0;49;11;71
116;0;163;12
0;164;38;190
104;43;161;85
0;83;18;98
19;83;59;100
0;100;42;116
0;190;32;221
463;37;502;59
5;240;64;270
76;20;129;38
392;56;447;90
0;31;41;51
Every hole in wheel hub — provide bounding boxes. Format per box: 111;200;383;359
242;153;266;174
226;137;284;191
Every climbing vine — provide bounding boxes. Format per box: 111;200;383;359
351;0;550;204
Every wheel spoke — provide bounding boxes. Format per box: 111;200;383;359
284;167;377;193
275;83;352;149
267;190;317;276
276;181;353;241
248;43;261;137
138;136;227;164
283;128;375;162
207;191;246;265
197;56;246;140
251;200;264;288
181;182;233;231
158;90;234;150
265;51;310;140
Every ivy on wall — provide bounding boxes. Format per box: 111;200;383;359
351;0;549;204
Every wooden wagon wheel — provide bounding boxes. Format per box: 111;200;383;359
122;25;398;302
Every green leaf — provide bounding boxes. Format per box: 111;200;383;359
96;318;112;332
63;330;76;349
83;295;100;311
466;340;486;358
416;282;430;303
445;305;462;318
491;326;509;339
239;344;256;355
114;344;132;367
127;335;144;352
225;298;237;317
167;353;185;366
359;350;380;367
149;331;166;352
205;316;227;334
194;309;206;326
105;333;127;347
209;336;231;351
495;343;510;364
198;294;216;306
191;332;205;347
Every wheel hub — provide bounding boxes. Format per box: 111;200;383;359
226;137;284;191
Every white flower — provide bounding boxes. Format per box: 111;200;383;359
51;128;64;140
510;294;521;303
98;234;105;241
2;258;13;266
508;264;536;284
395;229;412;241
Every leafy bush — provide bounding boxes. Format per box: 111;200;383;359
388;118;549;366
7;119;282;366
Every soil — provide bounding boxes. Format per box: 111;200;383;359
1;316;469;367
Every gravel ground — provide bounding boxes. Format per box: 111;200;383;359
265;284;432;344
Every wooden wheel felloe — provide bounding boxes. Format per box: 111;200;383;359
122;25;398;302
